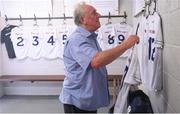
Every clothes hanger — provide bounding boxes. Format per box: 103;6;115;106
62;13;67;25
106;12;112;25
5;14;10;27
18;14;23;27
47;14;53;26
144;0;152;18
120;12;127;24
33;14;39;27
150;0;157;15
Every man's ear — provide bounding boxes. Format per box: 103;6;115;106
80;17;85;24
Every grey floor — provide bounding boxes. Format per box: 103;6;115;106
0;95;112;113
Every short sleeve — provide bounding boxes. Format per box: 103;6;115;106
69;36;98;70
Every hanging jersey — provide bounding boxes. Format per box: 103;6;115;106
137;12;163;91
56;24;75;59
27;26;43;59
114;23;133;57
41;25;59;59
97;23;116;50
10;26;29;60
1;25;17;58
123;45;141;85
114;46;141;113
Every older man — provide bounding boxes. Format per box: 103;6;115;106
59;2;139;113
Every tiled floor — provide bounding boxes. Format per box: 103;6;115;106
0;95;112;113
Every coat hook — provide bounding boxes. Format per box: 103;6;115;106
5;14;8;22
48;13;51;21
19;14;23;26
34;14;37;21
33;14;38;26
108;12;111;19
106;12;112;24
48;13;52;26
124;11;127;19
63;13;66;21
19;14;22;22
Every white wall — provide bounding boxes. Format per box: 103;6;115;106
158;0;180;113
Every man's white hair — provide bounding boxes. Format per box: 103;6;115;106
73;2;87;26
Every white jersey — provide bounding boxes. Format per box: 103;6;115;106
10;26;29;60
56;24;75;59
123;45;141;85
97;23;116;50
114;23;133;57
137;12;163;91
27;26;43;59
41;25;59;59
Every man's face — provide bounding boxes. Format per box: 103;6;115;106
81;5;101;32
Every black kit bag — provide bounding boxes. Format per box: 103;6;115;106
128;90;153;113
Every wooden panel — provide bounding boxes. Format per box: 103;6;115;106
0;74;122;82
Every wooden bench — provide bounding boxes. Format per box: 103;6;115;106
0;74;122;104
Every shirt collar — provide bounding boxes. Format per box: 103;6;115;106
76;26;97;39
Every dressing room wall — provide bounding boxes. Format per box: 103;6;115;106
158;0;180;112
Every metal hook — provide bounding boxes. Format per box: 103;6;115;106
124;11;127;19
62;13;66;24
48;13;51;21
19;14;23;26
34;14;37;21
108;12;111;19
5;14;8;22
4;14;9;26
145;0;151;6
107;12;112;25
47;13;52;26
144;0;151;17
33;14;38;26
120;12;127;24
151;0;157;15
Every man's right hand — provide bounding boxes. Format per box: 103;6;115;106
123;35;139;49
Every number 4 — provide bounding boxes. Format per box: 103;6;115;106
47;36;55;45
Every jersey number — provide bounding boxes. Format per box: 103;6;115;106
148;37;155;61
17;37;24;46
108;34;114;44
62;34;67;45
117;34;125;44
47;36;55;45
32;36;39;46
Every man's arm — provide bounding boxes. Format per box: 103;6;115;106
91;35;139;68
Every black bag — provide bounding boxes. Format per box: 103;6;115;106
128;90;153;113
108;104;115;113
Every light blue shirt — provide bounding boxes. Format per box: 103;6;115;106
59;26;110;111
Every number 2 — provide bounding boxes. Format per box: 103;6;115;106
17;37;24;46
